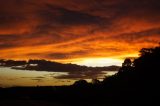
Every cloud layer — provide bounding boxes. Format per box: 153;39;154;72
0;0;160;65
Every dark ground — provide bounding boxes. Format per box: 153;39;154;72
0;46;160;106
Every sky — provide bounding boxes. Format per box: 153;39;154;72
0;0;160;66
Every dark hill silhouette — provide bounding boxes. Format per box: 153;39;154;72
0;45;160;106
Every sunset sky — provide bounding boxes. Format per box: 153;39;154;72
0;0;160;66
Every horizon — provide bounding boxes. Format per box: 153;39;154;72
0;46;160;106
0;0;160;87
0;1;160;105
0;58;123;67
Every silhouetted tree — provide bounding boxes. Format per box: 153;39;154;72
1;45;160;105
92;79;100;84
122;58;132;67
119;58;133;73
73;80;88;87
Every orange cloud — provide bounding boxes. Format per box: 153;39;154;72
0;0;160;66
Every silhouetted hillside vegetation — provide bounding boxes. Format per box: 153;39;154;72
0;45;160;106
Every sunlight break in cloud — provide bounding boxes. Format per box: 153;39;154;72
0;0;160;66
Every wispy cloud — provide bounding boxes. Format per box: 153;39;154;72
0;0;160;65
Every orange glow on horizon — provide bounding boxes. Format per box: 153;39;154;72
0;0;160;66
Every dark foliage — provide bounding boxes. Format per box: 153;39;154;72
0;46;160;106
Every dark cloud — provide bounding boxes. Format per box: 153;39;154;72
21;76;45;79
112;28;160;42
47;53;68;59
55;71;111;79
0;34;21;49
31;78;43;82
0;14;25;28
19;70;115;80
39;4;105;26
0;0;160;65
47;51;90;59
28;51;90;59
21;76;45;82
